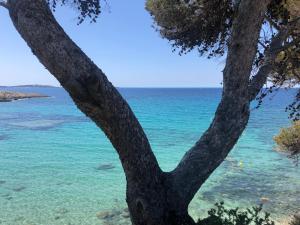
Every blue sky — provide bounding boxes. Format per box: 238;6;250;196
0;0;224;87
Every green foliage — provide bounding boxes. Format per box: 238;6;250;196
274;121;300;161
197;202;275;225
146;0;300;120
47;0;101;24
146;0;234;57
286;91;300;121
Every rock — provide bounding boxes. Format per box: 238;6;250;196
0;91;48;102
54;216;61;220
56;208;69;214
56;182;72;186
260;197;269;203
96;163;115;171
121;208;130;218
6;196;13;201
0;180;6;185
0;135;9;141
14;216;25;221
121;213;130;218
12;186;26;192
96;211;116;220
123;208;129;213
9;119;64;130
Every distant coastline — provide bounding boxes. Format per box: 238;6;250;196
0;84;59;88
0;91;49;102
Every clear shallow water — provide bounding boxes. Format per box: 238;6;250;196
0;87;299;225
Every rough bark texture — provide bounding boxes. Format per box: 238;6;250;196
7;1;167;224
171;0;271;204
5;0;272;224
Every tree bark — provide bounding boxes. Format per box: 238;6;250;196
4;0;274;224
171;0;271;204
7;1;168;224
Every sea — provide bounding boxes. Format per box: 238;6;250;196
0;87;299;225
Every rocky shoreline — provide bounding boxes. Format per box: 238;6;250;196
0;91;49;102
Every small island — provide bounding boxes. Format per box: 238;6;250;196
0;91;49;102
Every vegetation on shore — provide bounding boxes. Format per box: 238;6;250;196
197;202;275;225
197;202;300;225
274;121;300;161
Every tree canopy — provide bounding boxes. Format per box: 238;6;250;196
274;121;300;162
47;0;101;23
146;0;300;119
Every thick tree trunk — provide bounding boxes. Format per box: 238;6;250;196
6;1;196;224
126;175;197;225
171;0;271;204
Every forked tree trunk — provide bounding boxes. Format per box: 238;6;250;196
3;0;272;224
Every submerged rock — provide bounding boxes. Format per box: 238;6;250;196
96;163;115;171
0;180;6;185
56;181;72;186
55;208;69;215
5;196;13;201
260;197;270;203
2;193;13;200
96;208;131;225
0;135;9;141
14;216;25;221
0;91;48;102
8;119;64;130
12;186;26;192
54;215;61;220
295;212;300;218
96;211;116;220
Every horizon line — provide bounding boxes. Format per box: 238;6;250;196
0;84;223;88
1;84;299;89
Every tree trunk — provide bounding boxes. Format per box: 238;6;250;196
126;178;197;225
6;1;197;224
170;0;271;204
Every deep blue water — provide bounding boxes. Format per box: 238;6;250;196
0;87;299;225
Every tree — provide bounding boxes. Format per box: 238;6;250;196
146;0;300;119
274;121;300;162
0;0;299;225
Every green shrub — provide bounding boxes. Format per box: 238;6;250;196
274;121;300;161
197;202;275;225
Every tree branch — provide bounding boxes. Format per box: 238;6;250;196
265;15;281;30
258;40;267;49
8;0;162;186
171;0;272;204
248;29;292;101
0;1;8;9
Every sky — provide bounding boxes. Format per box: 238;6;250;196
0;0;224;87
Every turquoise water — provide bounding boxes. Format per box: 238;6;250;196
0;87;299;225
